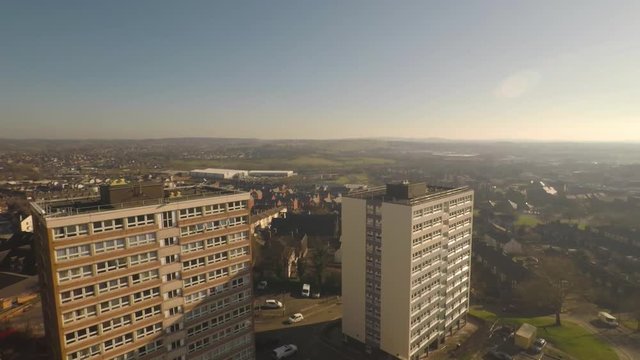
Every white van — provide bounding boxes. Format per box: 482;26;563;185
301;283;310;297
598;311;618;327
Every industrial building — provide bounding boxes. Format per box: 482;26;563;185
30;182;254;360
190;168;249;180
247;170;295;178
341;182;473;359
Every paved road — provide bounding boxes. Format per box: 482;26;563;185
565;313;639;360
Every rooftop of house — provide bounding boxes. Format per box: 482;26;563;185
345;182;471;205
31;182;243;218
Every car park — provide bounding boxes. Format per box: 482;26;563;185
287;313;304;324
264;299;283;309
271;344;298;359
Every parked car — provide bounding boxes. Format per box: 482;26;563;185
598;311;619;327
264;299;283;309
312;291;321;299
488;349;513;360
271;344;298;359
287;313;304;324
532;338;547;353
301;283;310;297
257;280;268;290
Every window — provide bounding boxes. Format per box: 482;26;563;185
136;323;162;339
166;306;182;317
168;339;185;351
227;201;246;211
181;240;204;253
126;214;155;227
92;219;123;233
101;315;132;333
229;261;248;275
60;286;94;303
129;251;158;266
94;238;125;253
127;233;156;247
54;224;88;239
183;257;206;271
162;211;175;228
96;258;127;274
58;265;92;283
134;305;161;321
203;204;225;215
55;245;91;262
206;236;227;248
164;289;181;300
131;269;159;284
62;305;97;324
132;287;160;303
100;296;130;313
167;322;183;334
164;271;181;282
208;267;229;280
163;254;179;264
180;223;205;237
228;246;249;259
138;339;162;357
163;237;178;246
179;207;202;219
228;231;247;243
228;216;247;227
103;333;134;351
98;277;128;294
184;274;206;288
66;345;100;360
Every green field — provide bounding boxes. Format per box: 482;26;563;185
168;155;394;171
515;214;542;227
469;308;618;360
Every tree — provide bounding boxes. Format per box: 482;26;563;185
311;245;330;287
296;258;307;279
517;256;584;326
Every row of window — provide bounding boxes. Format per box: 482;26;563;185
189;334;253;360
448;218;471;231
448;195;472;208
54;215;155;240
411;268;440;289
411;255;441;275
412;203;444;219
54;232;156;263
180;216;247;237
187;320;251;354
186;289;251;320
411;229;442;248
178;201;247;220
449;206;472;220
186;304;251;338
412;217;443;234
411;279;441;302
182;246;248;272
411;241;442;262
61;280;160;306
184;276;248;312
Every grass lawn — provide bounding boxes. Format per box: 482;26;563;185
515;214;542;227
469;308;618;360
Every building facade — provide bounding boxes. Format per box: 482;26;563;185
342;182;473;360
31;183;254;360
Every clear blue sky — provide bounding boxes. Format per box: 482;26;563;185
1;1;639;141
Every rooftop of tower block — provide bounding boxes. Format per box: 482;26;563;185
345;181;471;205
31;182;243;218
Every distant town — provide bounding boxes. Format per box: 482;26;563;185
0;138;639;360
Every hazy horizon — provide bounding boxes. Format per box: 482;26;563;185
1;1;639;141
